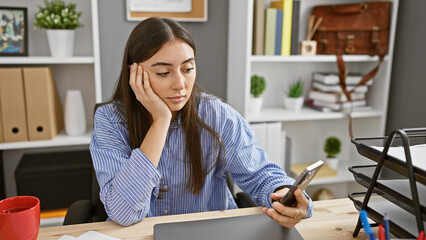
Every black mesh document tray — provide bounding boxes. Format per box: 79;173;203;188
349;165;426;218
351;135;426;185
349;192;426;238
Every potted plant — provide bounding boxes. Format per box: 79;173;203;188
34;0;83;57
249;75;266;115
324;136;341;170
284;80;304;111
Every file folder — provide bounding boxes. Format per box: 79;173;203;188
0;68;29;142
23;67;64;141
0;98;4;143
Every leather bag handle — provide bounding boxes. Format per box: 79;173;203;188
332;3;369;14
336;54;384;102
336;54;384;139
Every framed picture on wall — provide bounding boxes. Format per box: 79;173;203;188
126;0;207;22
0;6;28;56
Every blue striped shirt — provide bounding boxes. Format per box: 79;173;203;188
90;93;313;226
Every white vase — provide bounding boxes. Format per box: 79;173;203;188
326;157;339;170
64;90;86;136
284;97;304;111
46;29;75;57
248;97;263;115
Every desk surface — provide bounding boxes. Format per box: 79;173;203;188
38;198;368;240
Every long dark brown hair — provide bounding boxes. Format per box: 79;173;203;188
111;17;223;195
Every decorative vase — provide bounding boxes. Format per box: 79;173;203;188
64;90;86;136
248;97;263;115
326;157;339;170
284;97;304;111
46;29;75;57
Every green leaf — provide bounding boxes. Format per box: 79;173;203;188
34;0;83;29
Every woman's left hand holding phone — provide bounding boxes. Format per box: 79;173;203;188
263;188;309;228
129;63;171;167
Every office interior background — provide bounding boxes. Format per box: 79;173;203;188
98;0;426;133
0;0;425;227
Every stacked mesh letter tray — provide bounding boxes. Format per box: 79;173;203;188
348;128;426;238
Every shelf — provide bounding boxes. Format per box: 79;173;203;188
0;130;91;150
250;55;389;63
0;56;95;64
309;161;354;186
247;107;383;123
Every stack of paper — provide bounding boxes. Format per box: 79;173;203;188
59;231;120;240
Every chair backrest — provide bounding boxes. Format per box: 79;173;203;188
90;168;108;222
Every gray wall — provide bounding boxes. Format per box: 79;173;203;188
98;0;229;101
385;0;426;133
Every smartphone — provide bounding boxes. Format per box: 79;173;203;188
279;160;324;207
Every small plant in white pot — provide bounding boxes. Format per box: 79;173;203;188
284;80;304;111
324;136;341;170
34;0;83;57
249;75;266;115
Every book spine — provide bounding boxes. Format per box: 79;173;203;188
281;0;293;56
290;0;300;55
274;9;283;55
252;0;265;55
264;8;277;55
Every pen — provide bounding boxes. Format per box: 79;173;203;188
360;210;376;240
417;230;424;240
383;213;390;240
379;224;385;240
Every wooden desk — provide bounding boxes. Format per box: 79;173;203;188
38;198;368;240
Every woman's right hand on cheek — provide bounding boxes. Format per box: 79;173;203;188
129;63;172;122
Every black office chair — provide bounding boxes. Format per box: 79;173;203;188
63;104;256;225
63;171;256;225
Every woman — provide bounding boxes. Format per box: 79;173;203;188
90;17;313;227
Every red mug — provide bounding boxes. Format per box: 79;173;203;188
0;196;40;240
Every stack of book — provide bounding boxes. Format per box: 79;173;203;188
252;0;300;56
305;72;374;112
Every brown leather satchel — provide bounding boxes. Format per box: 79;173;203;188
311;1;392;97
311;2;392;138
312;2;391;56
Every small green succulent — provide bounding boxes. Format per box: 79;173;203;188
324;137;341;158
287;80;304;98
251;75;266;98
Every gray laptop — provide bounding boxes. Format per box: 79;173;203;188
154;213;304;240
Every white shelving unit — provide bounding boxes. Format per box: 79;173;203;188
0;0;101;149
227;0;399;194
0;0;101;197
